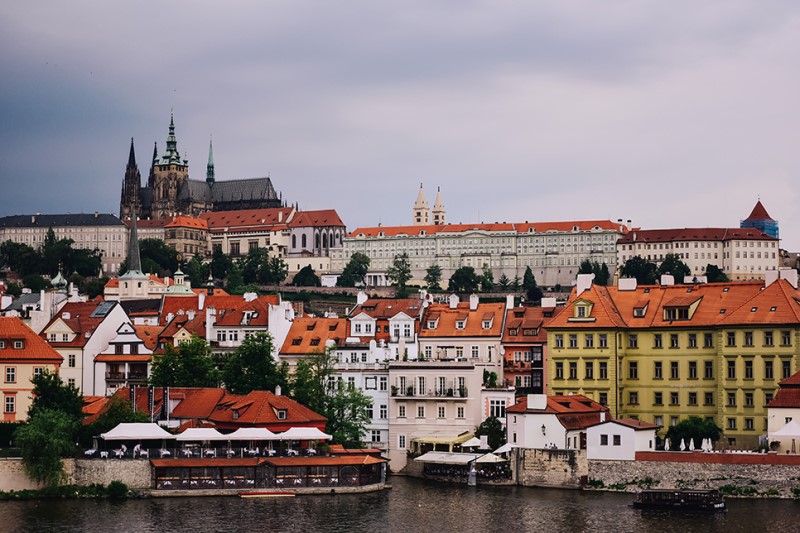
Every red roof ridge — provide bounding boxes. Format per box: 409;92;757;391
745;200;774;221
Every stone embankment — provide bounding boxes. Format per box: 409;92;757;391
0;458;152;492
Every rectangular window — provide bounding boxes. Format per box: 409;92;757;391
489;399;506;418
704;360;713;379
764;360;774;380
688;361;697;379
688;392;697;406
744;418;754;431
613;435;621;446
727;418;737;430
424;346;432;358
471;345;479;358
398;435;406;449
628;334;638;349
727;392;736;407
764;331;774;346
653;334;663;349
585;362;594;380
654;361;662;379
654;392;663;405
670;416;679;427
598;334;608;348
569;362;578;379
727;332;736;347
781;330;791;346
599;362;608;380
628;361;638;379
745;392;754;407
398;405;406;418
727;360;736;380
555;362;564;380
555;334;564;348
600;434;608;446
744;360;753;379
629;391;638;405
688;334;697;348
68;378;75;388
69;354;76;368
704;392;714;406
379;405;387;419
438;406;446;419
670;334;679;348
599;392;608;406
670;392;679;406
457;407;465;418
585;334;594;348
670;361;679;380
4;396;14;414
379;377;388;391
568;335;578;348
5;367;16;383
744;331;753;347
783;360;792;379
704;333;713;348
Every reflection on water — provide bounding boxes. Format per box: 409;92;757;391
1;477;798;533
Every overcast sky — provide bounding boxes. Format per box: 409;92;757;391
1;2;799;249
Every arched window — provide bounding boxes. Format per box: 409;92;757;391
301;234;307;249
322;233;328;249
292;235;297;248
315;233;320;249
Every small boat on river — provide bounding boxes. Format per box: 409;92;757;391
632;489;725;511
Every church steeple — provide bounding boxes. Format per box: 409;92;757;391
412;183;430;226
432;186;446;226
120;138;142;219
206;136;215;185
162;113;182;164
127;137;137;168
121;206;145;278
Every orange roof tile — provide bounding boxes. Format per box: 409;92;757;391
134;325;162;351
350;298;424;320
288;209;345;228
164;215;208;229
744;200;774;221
350;220;620;238
419;302;505;338
280;317;348;355
209;390;326;429
617;227;776;244
200;208;295;230
0;317;63;361
502;306;563;344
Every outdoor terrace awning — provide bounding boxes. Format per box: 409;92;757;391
101;423;175;440
414;452;481;465
176;428;229;441
226;427;279;441
410;430;473;446
278;427;333;441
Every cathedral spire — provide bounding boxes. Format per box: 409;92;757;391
163;112;181;164
124;207;144;276
127;137;137;168
412;182;430;225
206;136;215;185
432;186;446;225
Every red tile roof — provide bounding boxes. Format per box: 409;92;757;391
125;218;167;229
41;301;112;348
617;227;776;244
768;371;800;408
164;215;208;229
106;274;173;289
288;209;345;228
349;220;620;238
134;325;162;351
609;418;660;430
209;390;326;429
266;455;386;466
201;208;294;231
95;354;152;363
350;298;424;320
419;302;505;338
744;200;774;221
0;317;63;362
159;294;278;326
507;394;608;430
82;396;111;425
280;317;348;355
502;306;563;344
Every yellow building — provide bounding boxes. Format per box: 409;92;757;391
546;276;800;449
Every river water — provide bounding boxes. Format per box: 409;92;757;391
1;477;798;533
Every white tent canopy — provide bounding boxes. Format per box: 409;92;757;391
493;443;518;455
101;423;175;441
475;452;507;464
414;452;481;465
460;437;482;448
278;427;333;441
771;420;800;438
176;428;228;441
226;427;279;441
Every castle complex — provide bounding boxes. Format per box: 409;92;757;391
120;115;284;220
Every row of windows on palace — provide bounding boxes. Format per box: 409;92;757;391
621;241;778;251
554;330;794;349
553;358;794;382
619;251;777;262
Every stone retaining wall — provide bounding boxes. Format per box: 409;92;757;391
588;459;800;498
514;448;587;488
0;458;153;492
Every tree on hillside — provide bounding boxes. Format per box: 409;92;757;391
225;262;244;293
259;256;288;285
84;277;109;299
210;247;232;279
448;266;480;293
185;256;210;288
424;264;443;292
387;253;412;297
578;260;611;286
120;238;179;276
291;349;372;447
522;266;543;302
28;370;84;421
292;265;321;287
658;254;691;283
497;274;511;290
149;336;220;388
480;263;494;292
704;264;729;283
222;333;290;395
241;248;267;284
337;252;370;287
620;256;658;285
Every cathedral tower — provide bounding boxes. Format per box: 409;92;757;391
432;187;446;226
150;113;189;219
412;183;430;225
119;138;141;220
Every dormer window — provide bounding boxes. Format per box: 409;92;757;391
232;410;239;420
482;320;491;329
0;341;5;349
508;328;518;336
354;323;362;334
427;320;437;329
577;306;586;318
633;306;647;318
310;338;321;346
456;320;466;330
291;338;302;346
664;307;689;321
13;340;24;349
276;409;287;420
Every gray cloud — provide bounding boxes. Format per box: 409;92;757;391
1;1;798;249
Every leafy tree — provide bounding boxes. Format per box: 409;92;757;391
522;266;543;302
222;333;290;395
497;274;511;290
140;238;179;274
474;416;506;451
665;416;722;449
480;263;494;292
68;272;85;292
22;274;49;292
226;262;244;293
4;282;22;297
337;252;370;287
386;253;412;295
84;277;109;299
292;265;321;287
185;256;210;288
704;264;729;283
149;336;220;388
597;263;611;286
70;248;103;277
424;264;443;292
291;349;372;447
0;241;40;277
15;409;79;486
579;260;610;286
578;259;594;275
620;256;658;285
29;370;84;421
658;254;691;284
511;276;521;290
80;396;149;447
241;248;267;284
259;256;288;285
210;247;232;279
448;266;480;293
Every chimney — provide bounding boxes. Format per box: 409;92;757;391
278;211;283;223
600;411;606;423
449;293;459;309
618;278;637;291
205;306;216;340
356;290;368;306
274;385;282;396
779;268;799;289
617;218;623;232
187;310;196;320
660;275;675;286
243;292;257;302
527;394;547;411
198;291;206;311
469;293;479;311
626;220;631;231
576;273;594;296
166;312;174;323
506;294;514;310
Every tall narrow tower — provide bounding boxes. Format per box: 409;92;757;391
119;138;141;220
206;136;215;185
412;183;430;226
151;113;189;219
432;187;446;226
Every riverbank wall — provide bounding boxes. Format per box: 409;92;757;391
0;458;152;492
588;452;800;498
513;448;587;488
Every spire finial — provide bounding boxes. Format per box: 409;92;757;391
127;138;137;167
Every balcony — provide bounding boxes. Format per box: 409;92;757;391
390;386;468;399
389;335;416;343
334;362;389;371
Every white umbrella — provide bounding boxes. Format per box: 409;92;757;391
689;438;695;451
493;443;518;455
664;438;670;451
461;437;482;448
679;438;686;451
474;452;508;463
